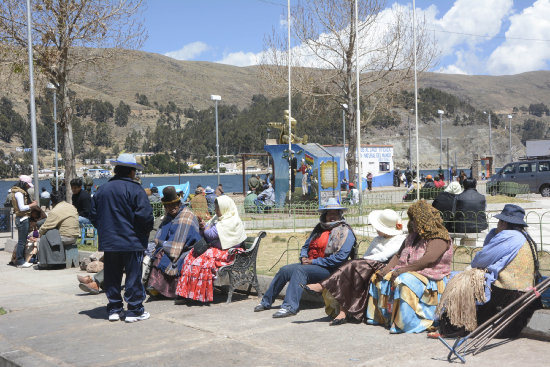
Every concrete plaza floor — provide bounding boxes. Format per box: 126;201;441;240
0;243;549;367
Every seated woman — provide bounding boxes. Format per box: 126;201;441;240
254;198;355;318
176;195;247;302
147;187;202;298
436;204;541;338
303;209;407;325
366;200;453;333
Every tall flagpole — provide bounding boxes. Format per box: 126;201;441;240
413;0;420;200
355;0;362;205
26;0;40;203
287;0;292;204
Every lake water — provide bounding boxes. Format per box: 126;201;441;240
0;169;472;201
0;174;260;200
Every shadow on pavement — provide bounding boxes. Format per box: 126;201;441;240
79;306;106;320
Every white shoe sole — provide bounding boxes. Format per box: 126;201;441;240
108;313;120;322
124;311;150;323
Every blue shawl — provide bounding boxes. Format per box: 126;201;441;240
471;228;526;302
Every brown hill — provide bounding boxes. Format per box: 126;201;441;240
3;48;550;168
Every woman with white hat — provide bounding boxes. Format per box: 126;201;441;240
254;197;355;318
302;209;406;325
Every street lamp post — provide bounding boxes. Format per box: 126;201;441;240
341;103;348;182
408;108;413;169
47;83;58;191
26;0;40;202
438;110;444;169
508;115;512;162
211;95;221;186
484;111;493;157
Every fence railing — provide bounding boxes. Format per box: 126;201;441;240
261;209;550;276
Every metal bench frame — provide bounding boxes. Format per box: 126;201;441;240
215;231;266;303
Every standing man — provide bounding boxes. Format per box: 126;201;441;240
91;153;153;323
83;172;94;194
290;151;297;193
299;159;308;196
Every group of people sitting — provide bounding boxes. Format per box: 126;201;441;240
138;185;248;304
9;175;82;269
254;197;540;339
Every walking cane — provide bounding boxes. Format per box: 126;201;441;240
440;276;550;363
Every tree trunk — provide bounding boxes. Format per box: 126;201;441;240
60;83;76;203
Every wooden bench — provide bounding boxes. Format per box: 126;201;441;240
214;231;266;303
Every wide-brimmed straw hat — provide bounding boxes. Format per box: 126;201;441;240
494;204;527;227
368;209;403;236
445;181;463;195
205;186;214;194
318;197;347;212
110;153;143;170
161;186;181;205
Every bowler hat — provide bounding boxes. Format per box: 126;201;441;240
319;197;347;212
161;186;181;205
494;204;527;227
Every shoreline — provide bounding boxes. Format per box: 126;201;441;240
0;171;270;182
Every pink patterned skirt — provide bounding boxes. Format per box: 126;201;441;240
176;247;235;302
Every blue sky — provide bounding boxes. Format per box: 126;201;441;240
142;0;550;75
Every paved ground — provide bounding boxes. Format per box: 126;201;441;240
0;239;548;367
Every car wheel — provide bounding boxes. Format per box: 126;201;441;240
541;185;550;197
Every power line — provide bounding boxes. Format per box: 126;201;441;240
255;0;550;43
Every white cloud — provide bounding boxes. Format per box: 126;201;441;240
216;51;263;67
164;41;209;60
433;0;513;57
487;0;550;75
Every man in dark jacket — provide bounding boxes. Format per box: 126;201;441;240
91;153;154;323
454;178;488;233
432;181;463;232
70;178;91;225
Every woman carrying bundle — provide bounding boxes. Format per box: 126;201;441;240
435;204;541;338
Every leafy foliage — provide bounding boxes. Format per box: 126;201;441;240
521;118;548;144
115;101;131;126
528;103;550;117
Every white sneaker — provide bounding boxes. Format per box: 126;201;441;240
17;262;33;268
108;313;121;322
124;311;150;323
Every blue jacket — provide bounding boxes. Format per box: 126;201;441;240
299;225;355;268
91;176;153;252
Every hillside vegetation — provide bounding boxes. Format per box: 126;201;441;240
3;49;550;176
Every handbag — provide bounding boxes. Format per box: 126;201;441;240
191;238;209;258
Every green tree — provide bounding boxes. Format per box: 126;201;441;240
115;101;131;127
0;0;145;200
521;119;548;144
